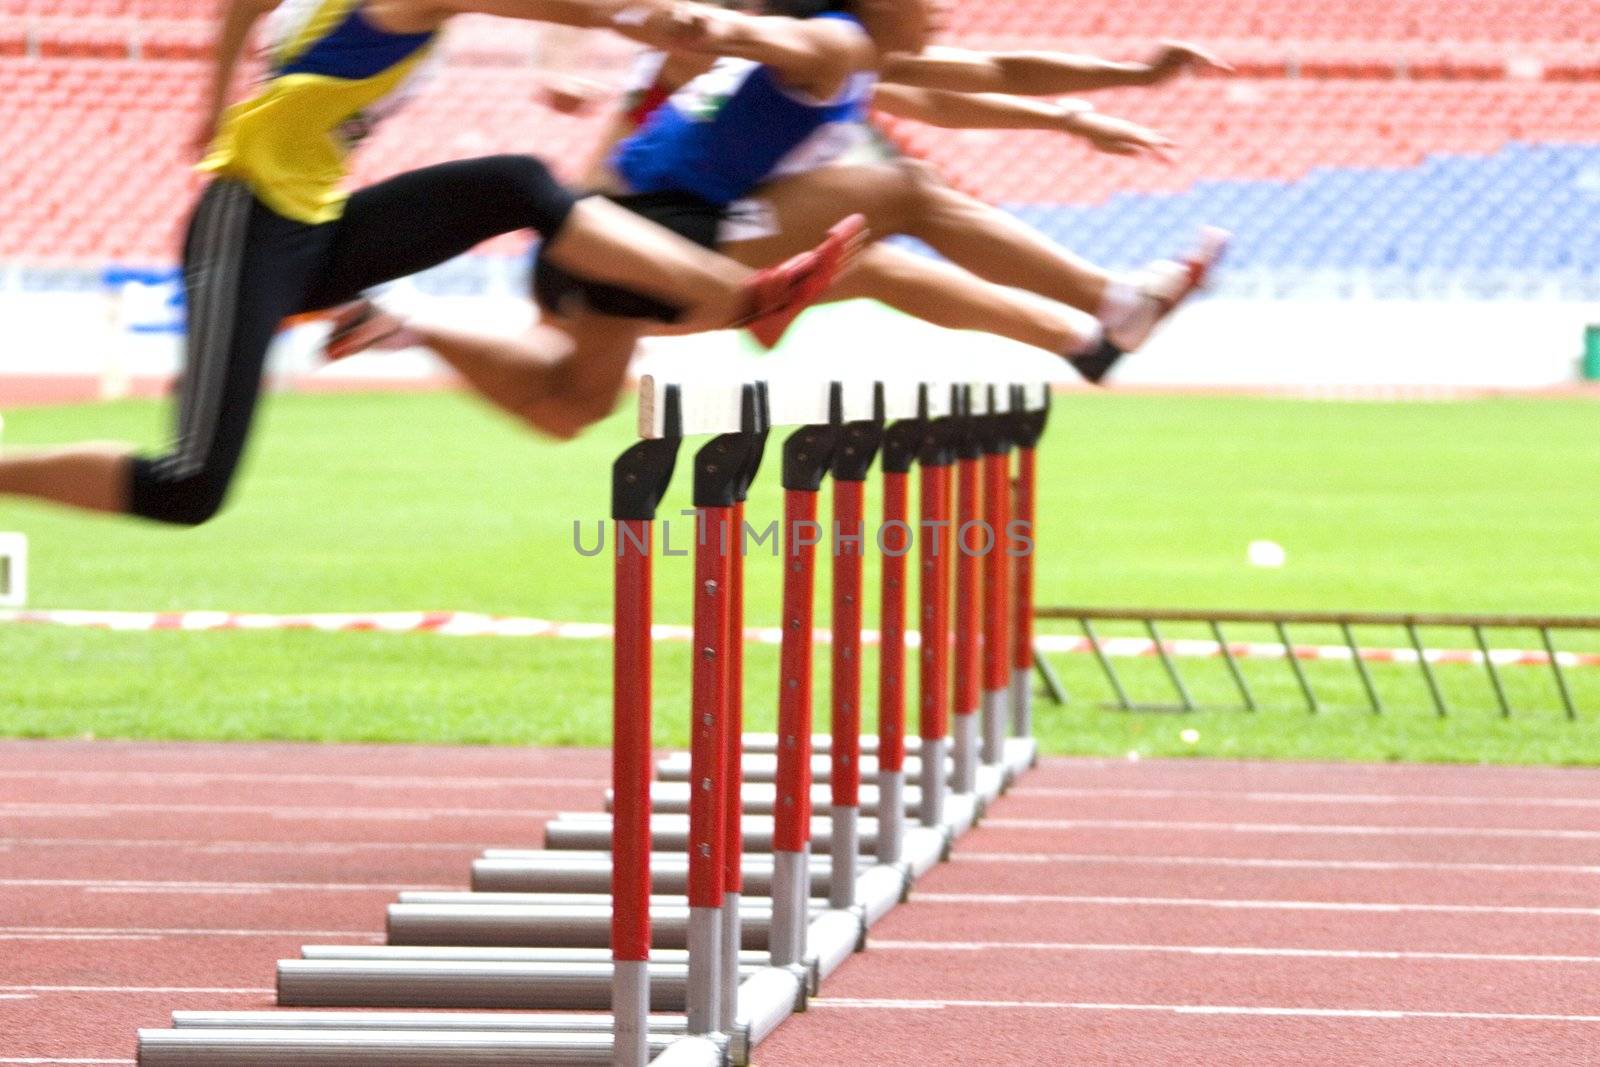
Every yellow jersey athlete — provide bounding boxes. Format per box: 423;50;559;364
0;0;857;525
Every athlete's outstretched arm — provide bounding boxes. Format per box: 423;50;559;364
192;0;276;159
610;3;877;100
872;85;1175;159
432;0;662;28
881;41;1230;95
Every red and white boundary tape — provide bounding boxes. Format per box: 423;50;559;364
3;609;1597;670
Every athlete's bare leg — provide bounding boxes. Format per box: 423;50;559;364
813;244;1098;354
661;240;1098;354
0;446;132;514
548;198;753;332
334;306;643;441
721;162;1114;314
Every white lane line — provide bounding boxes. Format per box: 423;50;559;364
871;941;1600;964
0;926;382;939
88;887;270;896
0;770;605;789
952;852;1600;876
1025;760;1600;779
1;838;491;853
0;803;555;821
1;985;272;994
0;994;38;1000
810;998;1600;1023
0;934;160;942
984;818;1600;841
1010;787;1600;811
915;894;1600;917
0;1061;133;1065
0;879;454;894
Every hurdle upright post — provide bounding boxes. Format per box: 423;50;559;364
768;385;844;972
686;384;763;1037
978;385;1016;772
1009;386;1050;745
875;388;927;866
950;386;983;796
917;387;958;829
828;384;885;911
612;384;684;1067
719;385;769;1037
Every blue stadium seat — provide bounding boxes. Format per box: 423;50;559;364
1004;143;1600;289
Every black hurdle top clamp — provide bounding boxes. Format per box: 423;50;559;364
831;381;886;484
918;383;966;469
613;384;683;522
781;381;846;492
947;384;984;465
881;383;932;477
694;383;769;509
973;384;1017;458
1008;383;1050;451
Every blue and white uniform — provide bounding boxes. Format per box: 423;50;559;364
610;13;877;208
533;12;875;320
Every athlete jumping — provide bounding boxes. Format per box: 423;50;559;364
334;0;1227;433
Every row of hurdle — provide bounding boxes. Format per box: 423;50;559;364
134;372;1053;1067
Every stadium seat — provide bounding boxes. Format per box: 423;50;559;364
0;5;1596;284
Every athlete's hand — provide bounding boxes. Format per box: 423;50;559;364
611;2;717;52
1141;41;1232;85
187;116;219;162
538;73;608;115
1063;111;1176;161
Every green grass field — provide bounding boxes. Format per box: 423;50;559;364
4;387;1598;764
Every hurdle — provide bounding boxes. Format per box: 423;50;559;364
136;373;1051;1067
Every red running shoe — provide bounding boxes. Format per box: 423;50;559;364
323;299;410;362
742;213;868;350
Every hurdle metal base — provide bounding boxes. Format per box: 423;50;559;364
472;851;834;897
277;958;762;1011
974;762;1006;806
900;824;949;879
137;1028;717;1067
806;907;866;982
169;1013;751;1067
854;862;909;928
650;1037;726;1067
622;781;924;818
1003;736;1038;778
732;965;806;1049
658;751;933;786
937;790;983;840
542;813;879;856
386;900;794;950
739;732;938;755
298;945;773;968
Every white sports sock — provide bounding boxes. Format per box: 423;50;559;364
1096;277;1140;333
1066;317;1106;358
1098;271;1167;351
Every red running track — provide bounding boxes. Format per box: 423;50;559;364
3;741;1600;1065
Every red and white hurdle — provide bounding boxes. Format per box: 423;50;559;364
135;373;1051;1067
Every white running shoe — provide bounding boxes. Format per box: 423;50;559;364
1108;226;1231;352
